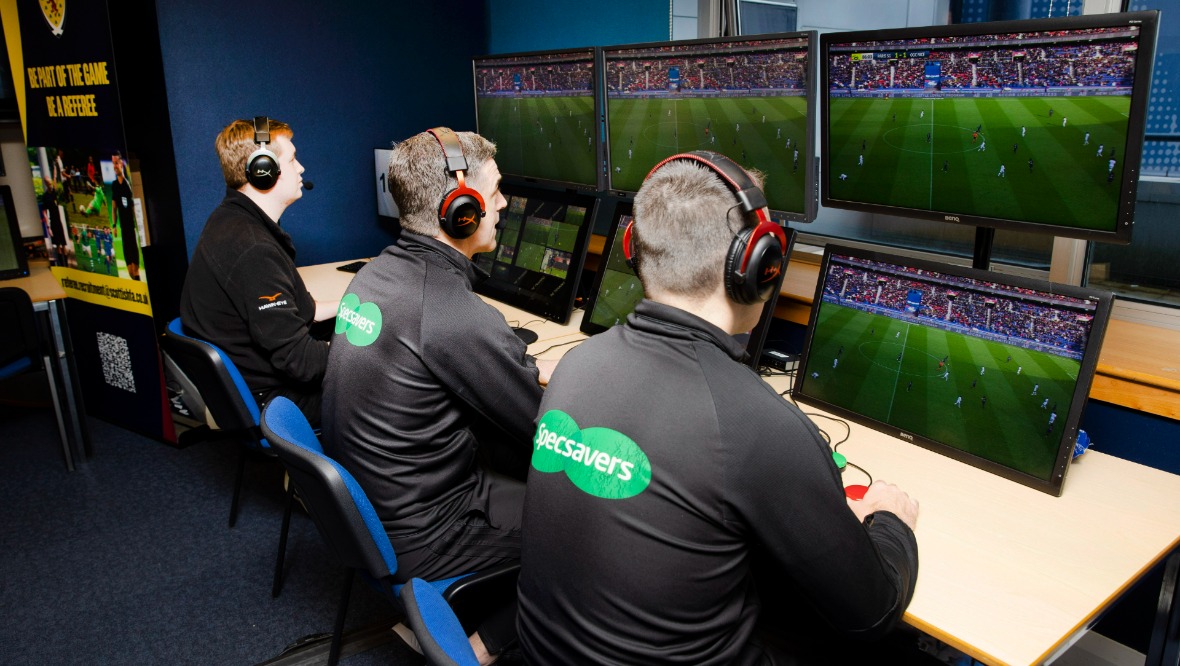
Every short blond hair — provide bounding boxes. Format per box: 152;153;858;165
387;129;496;236
215;118;292;189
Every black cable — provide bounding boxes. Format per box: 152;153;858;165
531;338;583;357
803;412;850;450
845;461;873;486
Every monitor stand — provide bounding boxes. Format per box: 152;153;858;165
973;227;996;271
513;327;539;345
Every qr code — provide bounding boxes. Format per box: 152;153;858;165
97;331;136;393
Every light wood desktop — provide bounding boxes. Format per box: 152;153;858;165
6;261;90;470
298;259;588;359
761;373;1180;666
300;259;1180;665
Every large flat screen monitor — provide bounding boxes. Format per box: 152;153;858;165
604;32;817;223
473;48;601;191
792;245;1114;496
0;185;29;280
580;200;795;371
820;11;1159;244
472;182;599;324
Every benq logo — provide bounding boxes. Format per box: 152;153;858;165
944;215;960;223
899;432;914;441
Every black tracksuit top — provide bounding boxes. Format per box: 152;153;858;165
179;189;328;395
518;300;919;665
322;233;542;552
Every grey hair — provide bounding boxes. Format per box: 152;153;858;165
632;159;765;298
387;129;496;236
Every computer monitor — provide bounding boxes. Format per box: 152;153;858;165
0;185;29;281
472;182;599;324
820;10;1159;244
374;147;398;220
792;245;1114;496
603;32;817;222
473;48;601;191
580;200;794;371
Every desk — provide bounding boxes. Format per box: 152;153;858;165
301;259;1180;665
297;259;589;361
763;373;1180;666
5;262;90;470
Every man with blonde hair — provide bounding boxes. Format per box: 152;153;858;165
180;117;326;423
323;128;553;664
518;154;920;664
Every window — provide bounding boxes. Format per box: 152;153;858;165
739;0;798;35
672;0;701;40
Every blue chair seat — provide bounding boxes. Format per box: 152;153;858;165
160;317;295;597
260;397;519;666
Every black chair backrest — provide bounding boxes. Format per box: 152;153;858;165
260;397;399;580
161;317;260;437
0;287;40;369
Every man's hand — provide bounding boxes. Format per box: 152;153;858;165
848;480;919;531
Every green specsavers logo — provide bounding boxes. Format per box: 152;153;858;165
532;410;652;499
335;293;381;346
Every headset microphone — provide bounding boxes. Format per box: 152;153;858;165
303;180;314;191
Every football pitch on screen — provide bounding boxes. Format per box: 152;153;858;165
478;96;597;185
826;95;1130;231
607;95;810;214
801;304;1082;481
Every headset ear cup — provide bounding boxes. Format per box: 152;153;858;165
439;190;485;239
726;227;784;304
622;220;637;271
725;227;755;304
246;148;280;190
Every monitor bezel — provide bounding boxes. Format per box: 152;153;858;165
472;46;603;193
791;243;1114;496
580;198;796;371
579;198;635;337
472;179;600;325
602;30;819;223
819;10;1159;245
0;184;30;281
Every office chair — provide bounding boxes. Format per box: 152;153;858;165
159;317;294;597
0;287;73;470
259;397;519;666
402;577;480;666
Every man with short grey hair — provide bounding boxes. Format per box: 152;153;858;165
519;154;920;664
323;127;552;664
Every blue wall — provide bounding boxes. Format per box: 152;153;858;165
486;0;669;53
155;1;670;267
156;1;488;266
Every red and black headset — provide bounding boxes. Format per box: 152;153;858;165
426;127;486;239
623;150;788;304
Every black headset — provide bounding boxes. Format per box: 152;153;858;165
246;116;280;190
427;127;486;239
623;151;788;304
